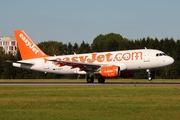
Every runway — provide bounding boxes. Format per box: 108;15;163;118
1;82;180;86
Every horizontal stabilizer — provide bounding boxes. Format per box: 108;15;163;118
5;60;13;63
13;61;34;65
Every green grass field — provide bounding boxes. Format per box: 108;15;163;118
0;84;180;120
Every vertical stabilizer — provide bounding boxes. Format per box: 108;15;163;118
14;30;48;60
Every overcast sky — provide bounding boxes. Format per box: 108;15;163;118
0;0;180;44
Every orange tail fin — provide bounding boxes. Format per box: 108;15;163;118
14;30;48;60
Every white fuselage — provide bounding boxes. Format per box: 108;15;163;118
13;49;174;74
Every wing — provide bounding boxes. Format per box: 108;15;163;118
48;59;103;72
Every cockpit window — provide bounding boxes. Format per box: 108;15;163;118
156;53;167;57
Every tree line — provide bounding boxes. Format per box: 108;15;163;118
0;33;179;79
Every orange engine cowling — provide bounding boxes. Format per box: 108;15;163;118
100;66;120;78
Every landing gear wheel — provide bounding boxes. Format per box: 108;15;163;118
87;75;94;83
148;77;152;81
98;77;105;83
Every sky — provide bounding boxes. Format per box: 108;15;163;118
0;0;180;44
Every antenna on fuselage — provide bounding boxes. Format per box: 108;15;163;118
72;50;76;55
145;47;147;49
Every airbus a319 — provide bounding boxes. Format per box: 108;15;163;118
12;30;174;83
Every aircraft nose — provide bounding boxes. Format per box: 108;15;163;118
167;57;174;65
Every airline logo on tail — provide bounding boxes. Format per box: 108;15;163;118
14;30;48;60
19;33;39;54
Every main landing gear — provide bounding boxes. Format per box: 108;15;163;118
86;74;106;83
146;69;152;81
98;77;105;83
86;74;94;83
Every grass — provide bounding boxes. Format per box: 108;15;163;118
0;86;180;120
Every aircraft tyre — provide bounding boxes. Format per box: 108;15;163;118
98;77;105;83
148;77;152;81
87;75;94;83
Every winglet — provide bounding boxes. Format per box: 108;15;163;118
14;30;48;60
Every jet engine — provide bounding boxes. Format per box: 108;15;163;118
100;66;120;78
100;65;135;78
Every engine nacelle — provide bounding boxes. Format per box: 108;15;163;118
120;70;135;78
100;66;120;78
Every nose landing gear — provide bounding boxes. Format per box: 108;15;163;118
146;69;152;81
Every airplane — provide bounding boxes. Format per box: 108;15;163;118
12;30;174;83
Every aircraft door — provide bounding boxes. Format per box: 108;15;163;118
44;61;49;69
144;50;150;62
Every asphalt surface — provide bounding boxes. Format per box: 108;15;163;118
0;82;180;86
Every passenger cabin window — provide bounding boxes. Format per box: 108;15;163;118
156;53;166;57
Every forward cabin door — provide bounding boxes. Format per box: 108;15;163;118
44;61;49;69
144;50;150;62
